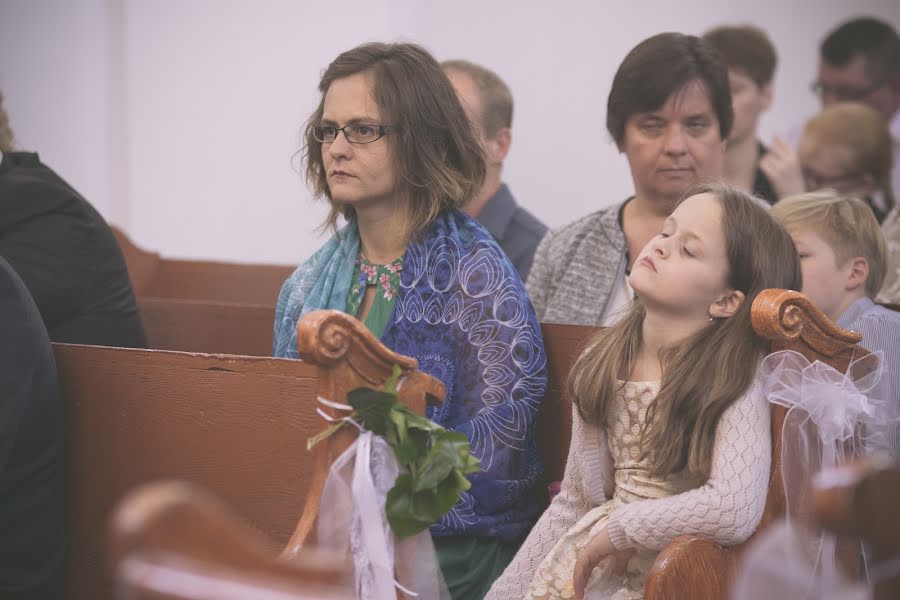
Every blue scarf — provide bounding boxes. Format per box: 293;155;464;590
274;210;547;540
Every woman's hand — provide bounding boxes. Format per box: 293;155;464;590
759;137;806;200
572;528;637;600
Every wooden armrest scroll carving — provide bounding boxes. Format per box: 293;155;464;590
750;289;862;363
295;309;445;409
111;481;353;599
283;310;447;559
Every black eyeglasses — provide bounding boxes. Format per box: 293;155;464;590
810;79;887;101
313;123;392;144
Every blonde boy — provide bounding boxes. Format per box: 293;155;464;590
773;191;899;454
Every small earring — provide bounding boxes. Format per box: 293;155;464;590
709;316;714;322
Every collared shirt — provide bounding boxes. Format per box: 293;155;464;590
476;184;548;280
837;297;900;456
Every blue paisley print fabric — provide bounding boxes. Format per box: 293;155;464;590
274;210;547;541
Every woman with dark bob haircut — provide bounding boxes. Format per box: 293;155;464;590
527;32;733;327
274;42;548;599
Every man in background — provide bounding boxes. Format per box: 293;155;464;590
703;24;778;204
442;60;547;279
0;92;146;347
762;17;900;202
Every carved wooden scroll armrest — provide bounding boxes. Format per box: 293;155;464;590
750;289;865;368
284;310;447;557
295;309;445;410
644;535;737;600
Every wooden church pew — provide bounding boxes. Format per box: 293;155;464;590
56;309;443;600
112;226;290;356
60;285;865;599
138;298;276;356
110;481;354;600
814;457;900;600
112;226;293;305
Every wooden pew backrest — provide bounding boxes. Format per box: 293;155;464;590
57;344;319;600
59;310;444;600
537;323;598;501
138;298;275;356
112;226;293;305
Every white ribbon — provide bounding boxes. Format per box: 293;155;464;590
314;397;420;599
760;350;883;450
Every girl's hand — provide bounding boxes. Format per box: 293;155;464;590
572;528;637;599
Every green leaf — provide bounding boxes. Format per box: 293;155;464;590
397;406;444;433
385;474;434;539
346;388;396;436
433;473;466;514
412;431;475;492
388;408;427;466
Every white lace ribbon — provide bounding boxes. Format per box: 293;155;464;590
732;349;893;599
314;396;421;599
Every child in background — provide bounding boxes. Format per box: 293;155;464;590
486;184;801;600
773;191;900;455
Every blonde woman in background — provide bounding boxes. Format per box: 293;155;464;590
797;103;900;303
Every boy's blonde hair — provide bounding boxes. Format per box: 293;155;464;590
773;191;887;297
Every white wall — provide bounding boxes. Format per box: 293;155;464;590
2;0;898;265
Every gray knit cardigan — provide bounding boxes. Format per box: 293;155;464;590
525;201;628;326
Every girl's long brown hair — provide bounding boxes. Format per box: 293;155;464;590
570;184;801;482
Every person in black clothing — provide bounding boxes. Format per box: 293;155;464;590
702;25;779;205
0;256;67;599
0;95;145;347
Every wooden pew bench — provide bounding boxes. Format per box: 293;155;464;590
112;226;293;305
61;287;868;599
57;310;442;600
112;226;291;356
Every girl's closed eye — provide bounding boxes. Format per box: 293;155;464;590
683;245;695;258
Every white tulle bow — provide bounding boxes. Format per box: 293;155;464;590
314;397;449;600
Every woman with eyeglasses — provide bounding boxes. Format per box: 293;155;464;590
526;33;732;327
273;42;548;600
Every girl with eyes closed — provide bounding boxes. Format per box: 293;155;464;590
527;33;732;328
486;184;801;600
273;42;548;600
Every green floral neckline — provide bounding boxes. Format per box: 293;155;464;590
346;253;404;321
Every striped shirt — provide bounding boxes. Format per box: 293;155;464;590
838;297;900;456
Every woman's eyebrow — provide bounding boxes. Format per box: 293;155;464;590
319;116;379;126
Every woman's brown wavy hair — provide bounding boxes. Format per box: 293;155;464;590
569;184;801;482
302;42;486;240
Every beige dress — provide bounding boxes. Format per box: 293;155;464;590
485;379;771;600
